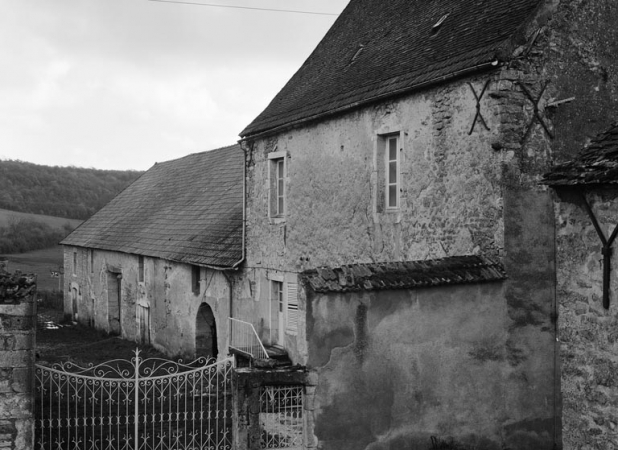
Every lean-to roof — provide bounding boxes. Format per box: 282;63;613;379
542;123;618;186
301;255;506;293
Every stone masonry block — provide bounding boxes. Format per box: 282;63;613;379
0;381;11;394
0;303;34;317
0;316;34;332
500;69;521;81
11;367;31;394
0;395;32;420
0;351;31;368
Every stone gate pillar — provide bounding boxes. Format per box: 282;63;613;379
0;269;36;450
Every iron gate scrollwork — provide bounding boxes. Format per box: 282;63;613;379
259;386;304;449
35;350;234;450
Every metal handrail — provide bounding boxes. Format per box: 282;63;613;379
229;317;269;360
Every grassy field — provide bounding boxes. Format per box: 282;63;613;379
0;208;82;229
0;209;80;291
0;245;64;291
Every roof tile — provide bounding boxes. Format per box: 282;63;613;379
542;123;618;186
301;255;506;294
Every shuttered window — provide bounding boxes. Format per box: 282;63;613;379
286;282;299;335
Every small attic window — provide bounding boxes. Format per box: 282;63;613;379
431;13;450;35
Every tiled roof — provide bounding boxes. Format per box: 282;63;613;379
301;255;506;294
61;145;244;268
241;0;540;137
542;123;618;186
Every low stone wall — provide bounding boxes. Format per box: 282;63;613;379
0;269;36;450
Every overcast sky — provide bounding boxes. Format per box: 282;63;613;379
0;0;348;170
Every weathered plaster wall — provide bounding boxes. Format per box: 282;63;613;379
241;45;561;446
63;246;232;359
0;291;35;450
305;282;522;450
245;72;510;273
553;188;618;449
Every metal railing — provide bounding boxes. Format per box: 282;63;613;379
229;318;269;360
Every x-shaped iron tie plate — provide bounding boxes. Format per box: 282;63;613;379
518;80;554;140
468;79;491;135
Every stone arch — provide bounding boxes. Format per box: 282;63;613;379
195;303;218;359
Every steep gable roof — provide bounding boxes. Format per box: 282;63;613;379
301;255;506;293
542;123;618;186
241;0;540;138
61;144;244;268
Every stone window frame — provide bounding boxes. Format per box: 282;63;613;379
268;150;287;223
374;128;405;214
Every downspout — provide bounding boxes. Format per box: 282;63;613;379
580;192;618;309
228;140;248;319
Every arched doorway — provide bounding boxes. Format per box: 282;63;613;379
195;303;218;359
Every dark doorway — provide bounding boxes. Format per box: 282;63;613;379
196;303;217;359
71;287;78;320
107;273;121;335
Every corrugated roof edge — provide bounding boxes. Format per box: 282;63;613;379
300;255;507;294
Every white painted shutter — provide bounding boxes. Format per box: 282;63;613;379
286;282;298;334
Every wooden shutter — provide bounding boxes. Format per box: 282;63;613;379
286;282;299;334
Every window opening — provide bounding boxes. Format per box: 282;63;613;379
138;256;144;283
386;135;400;209
276;159;285;216
271;280;284;346
268;151;287;219
73;251;77;275
192;265;201;295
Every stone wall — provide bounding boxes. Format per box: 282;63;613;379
0;269;36;450
535;1;618;449
554;188;618;449
63;246;233;359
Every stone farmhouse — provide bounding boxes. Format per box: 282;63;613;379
61;145;244;358
61;0;618;449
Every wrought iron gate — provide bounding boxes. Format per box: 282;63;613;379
259;386;304;449
35;350;234;450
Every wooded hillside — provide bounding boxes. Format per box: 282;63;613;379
0;160;143;220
